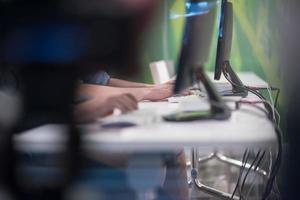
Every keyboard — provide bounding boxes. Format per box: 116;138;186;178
99;109;161;127
168;95;201;103
167;91;206;103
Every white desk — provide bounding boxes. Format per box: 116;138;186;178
14;72;276;154
84;100;275;153
208;71;269;88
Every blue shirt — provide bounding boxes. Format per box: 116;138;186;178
81;71;110;86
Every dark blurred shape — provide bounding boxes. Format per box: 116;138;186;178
214;0;247;97
167;0;230;121
0;0;156;199
0;0;156;75
279;0;300;199
174;0;217;93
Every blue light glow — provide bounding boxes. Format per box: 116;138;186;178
170;1;217;19
198;2;209;8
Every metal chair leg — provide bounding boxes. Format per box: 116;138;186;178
189;149;268;199
215;153;268;177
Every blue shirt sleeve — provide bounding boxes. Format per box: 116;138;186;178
81;71;110;86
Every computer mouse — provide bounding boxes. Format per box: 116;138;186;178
101;121;137;129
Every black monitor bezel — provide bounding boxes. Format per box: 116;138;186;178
214;0;231;80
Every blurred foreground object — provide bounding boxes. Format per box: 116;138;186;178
0;0;157;199
0;0;156;74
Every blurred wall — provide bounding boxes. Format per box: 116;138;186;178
142;0;282;87
140;0;286;115
278;0;300;198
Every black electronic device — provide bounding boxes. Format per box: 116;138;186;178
214;0;248;97
101;121;137;129
165;0;231;122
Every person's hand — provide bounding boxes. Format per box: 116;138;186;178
163;78;192;95
143;80;192;101
164;79;175;85
74;93;138;123
101;93;138;116
144;83;174;101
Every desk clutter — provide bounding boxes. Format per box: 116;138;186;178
13;72;280;200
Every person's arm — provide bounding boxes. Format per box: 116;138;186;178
78;84;148;101
78;83;175;102
108;78;153;88
81;71;153;88
74;91;138;123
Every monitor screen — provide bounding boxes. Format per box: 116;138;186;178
174;0;218;94
214;0;233;80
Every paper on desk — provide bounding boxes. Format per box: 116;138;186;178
178;99;210;112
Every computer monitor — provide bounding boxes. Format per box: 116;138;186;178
214;0;248;97
165;0;230;121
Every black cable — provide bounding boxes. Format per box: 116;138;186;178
274;88;280;109
232;150;248;199
220;70;281;198
247;86;281;109
230;87;281;199
238;151;251;199
267;87;280;109
240;151;266;199
222;70;282;199
237;101;270;118
222;70;266;101
240;150;261;196
237;85;281;125
262;125;282;200
236;101;283;200
238;100;277;124
246;87;266;100
231;149;249;199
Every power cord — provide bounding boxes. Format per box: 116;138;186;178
248;87;280;109
222;70;265;100
234;101;282;200
222;70;282;200
231;149;249;199
236;100;280;126
240;150;266;200
245;150;270;199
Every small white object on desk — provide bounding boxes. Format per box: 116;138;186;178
149;60;175;84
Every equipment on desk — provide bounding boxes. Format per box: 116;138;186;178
101;121;137;129
214;0;248;97
165;0;231;122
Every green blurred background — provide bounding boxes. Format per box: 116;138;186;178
141;0;282;88
136;0;284;128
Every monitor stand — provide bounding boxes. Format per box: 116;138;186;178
221;61;248;97
163;67;231;122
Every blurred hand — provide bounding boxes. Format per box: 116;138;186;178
144;82;174;101
164;79;176;85
165;78;193;96
143;80;192;101
101;93;138;116
74;93;138;123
